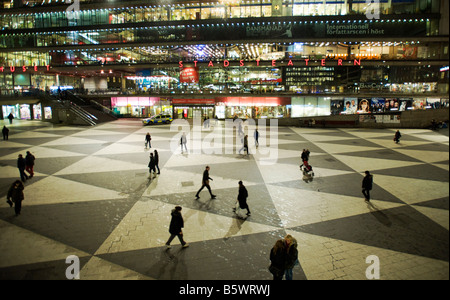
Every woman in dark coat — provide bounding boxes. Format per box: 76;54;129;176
165;206;189;248
154;150;160;174
7;180;24;216
235;181;250;216
148;153;156;178
269;239;286;280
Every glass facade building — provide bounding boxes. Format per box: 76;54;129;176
0;0;448;120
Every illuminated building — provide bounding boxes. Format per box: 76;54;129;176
0;0;448;121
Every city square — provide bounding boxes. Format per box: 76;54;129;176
0;118;448;280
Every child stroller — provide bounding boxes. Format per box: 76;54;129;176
300;160;314;177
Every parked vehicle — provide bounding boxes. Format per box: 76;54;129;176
142;114;173;125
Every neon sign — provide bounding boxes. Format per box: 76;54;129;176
178;59;362;68
0;65;51;73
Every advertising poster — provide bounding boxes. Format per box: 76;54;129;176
330;99;344;115
371;98;385;113
180;67;199;84
357;98;371;114
385;98;399;111
342;98;358;114
398;98;413;111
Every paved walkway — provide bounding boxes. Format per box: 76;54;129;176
0;119;448;280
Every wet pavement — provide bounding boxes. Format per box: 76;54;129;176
0;119;448;280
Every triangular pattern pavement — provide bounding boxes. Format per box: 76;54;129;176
0;119;448;280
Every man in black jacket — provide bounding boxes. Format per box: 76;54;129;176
362;170;373;201
7;180;24;216
195;166;216;199
17;154;28;182
25;151;35;178
165;206;189;249
2;125;9;140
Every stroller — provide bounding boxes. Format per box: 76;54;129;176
300;160;314;177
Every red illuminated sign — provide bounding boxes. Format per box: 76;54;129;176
0;65;51;73
180;67;199;83
179;59;362;68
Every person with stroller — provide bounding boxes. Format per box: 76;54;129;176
300;160;314;177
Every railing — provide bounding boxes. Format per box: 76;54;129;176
69;102;97;126
88;99;118;119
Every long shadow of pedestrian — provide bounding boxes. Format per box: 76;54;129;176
223;217;246;241
148;247;188;280
193;198;214;211
366;201;392;227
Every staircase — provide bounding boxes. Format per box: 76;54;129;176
64;91;117;125
39;91;117;126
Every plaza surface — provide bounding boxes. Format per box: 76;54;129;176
0;118;448;280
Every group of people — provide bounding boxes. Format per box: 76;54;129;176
138;122;394;278
269;235;299;280
17;151;36;182
5;151;35;216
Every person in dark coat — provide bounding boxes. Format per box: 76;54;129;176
7;113;14;124
25;151;35;178
234;181;250;216
362;170;373;201
269;239;287;280
7;180;24;216
145;132;151;149
2;126;9;140
148;153;157;178
394;130;401;144
154;150;160;174
284;234;299;280
17;154;28;182
165;206;189;248
195;166;216;199
301;149;308;162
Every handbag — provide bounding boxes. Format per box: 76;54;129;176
268;264;283;276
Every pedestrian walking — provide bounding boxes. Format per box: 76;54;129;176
145;132;152;149
284;234;299;280
7;113;14;124
154;149;160;174
7;180;24;216
301;149;308;162
181;132;188;153
238;120;244;136
195;166;216;199
362;170;373;201
17;154;28;182
269;239;287;280
25;151;35;178
165;206;189;249
233;181;250;216
2;125;9;140
239;135;249;155
254;129;259;147
394;130;401;144
148;153;157;178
